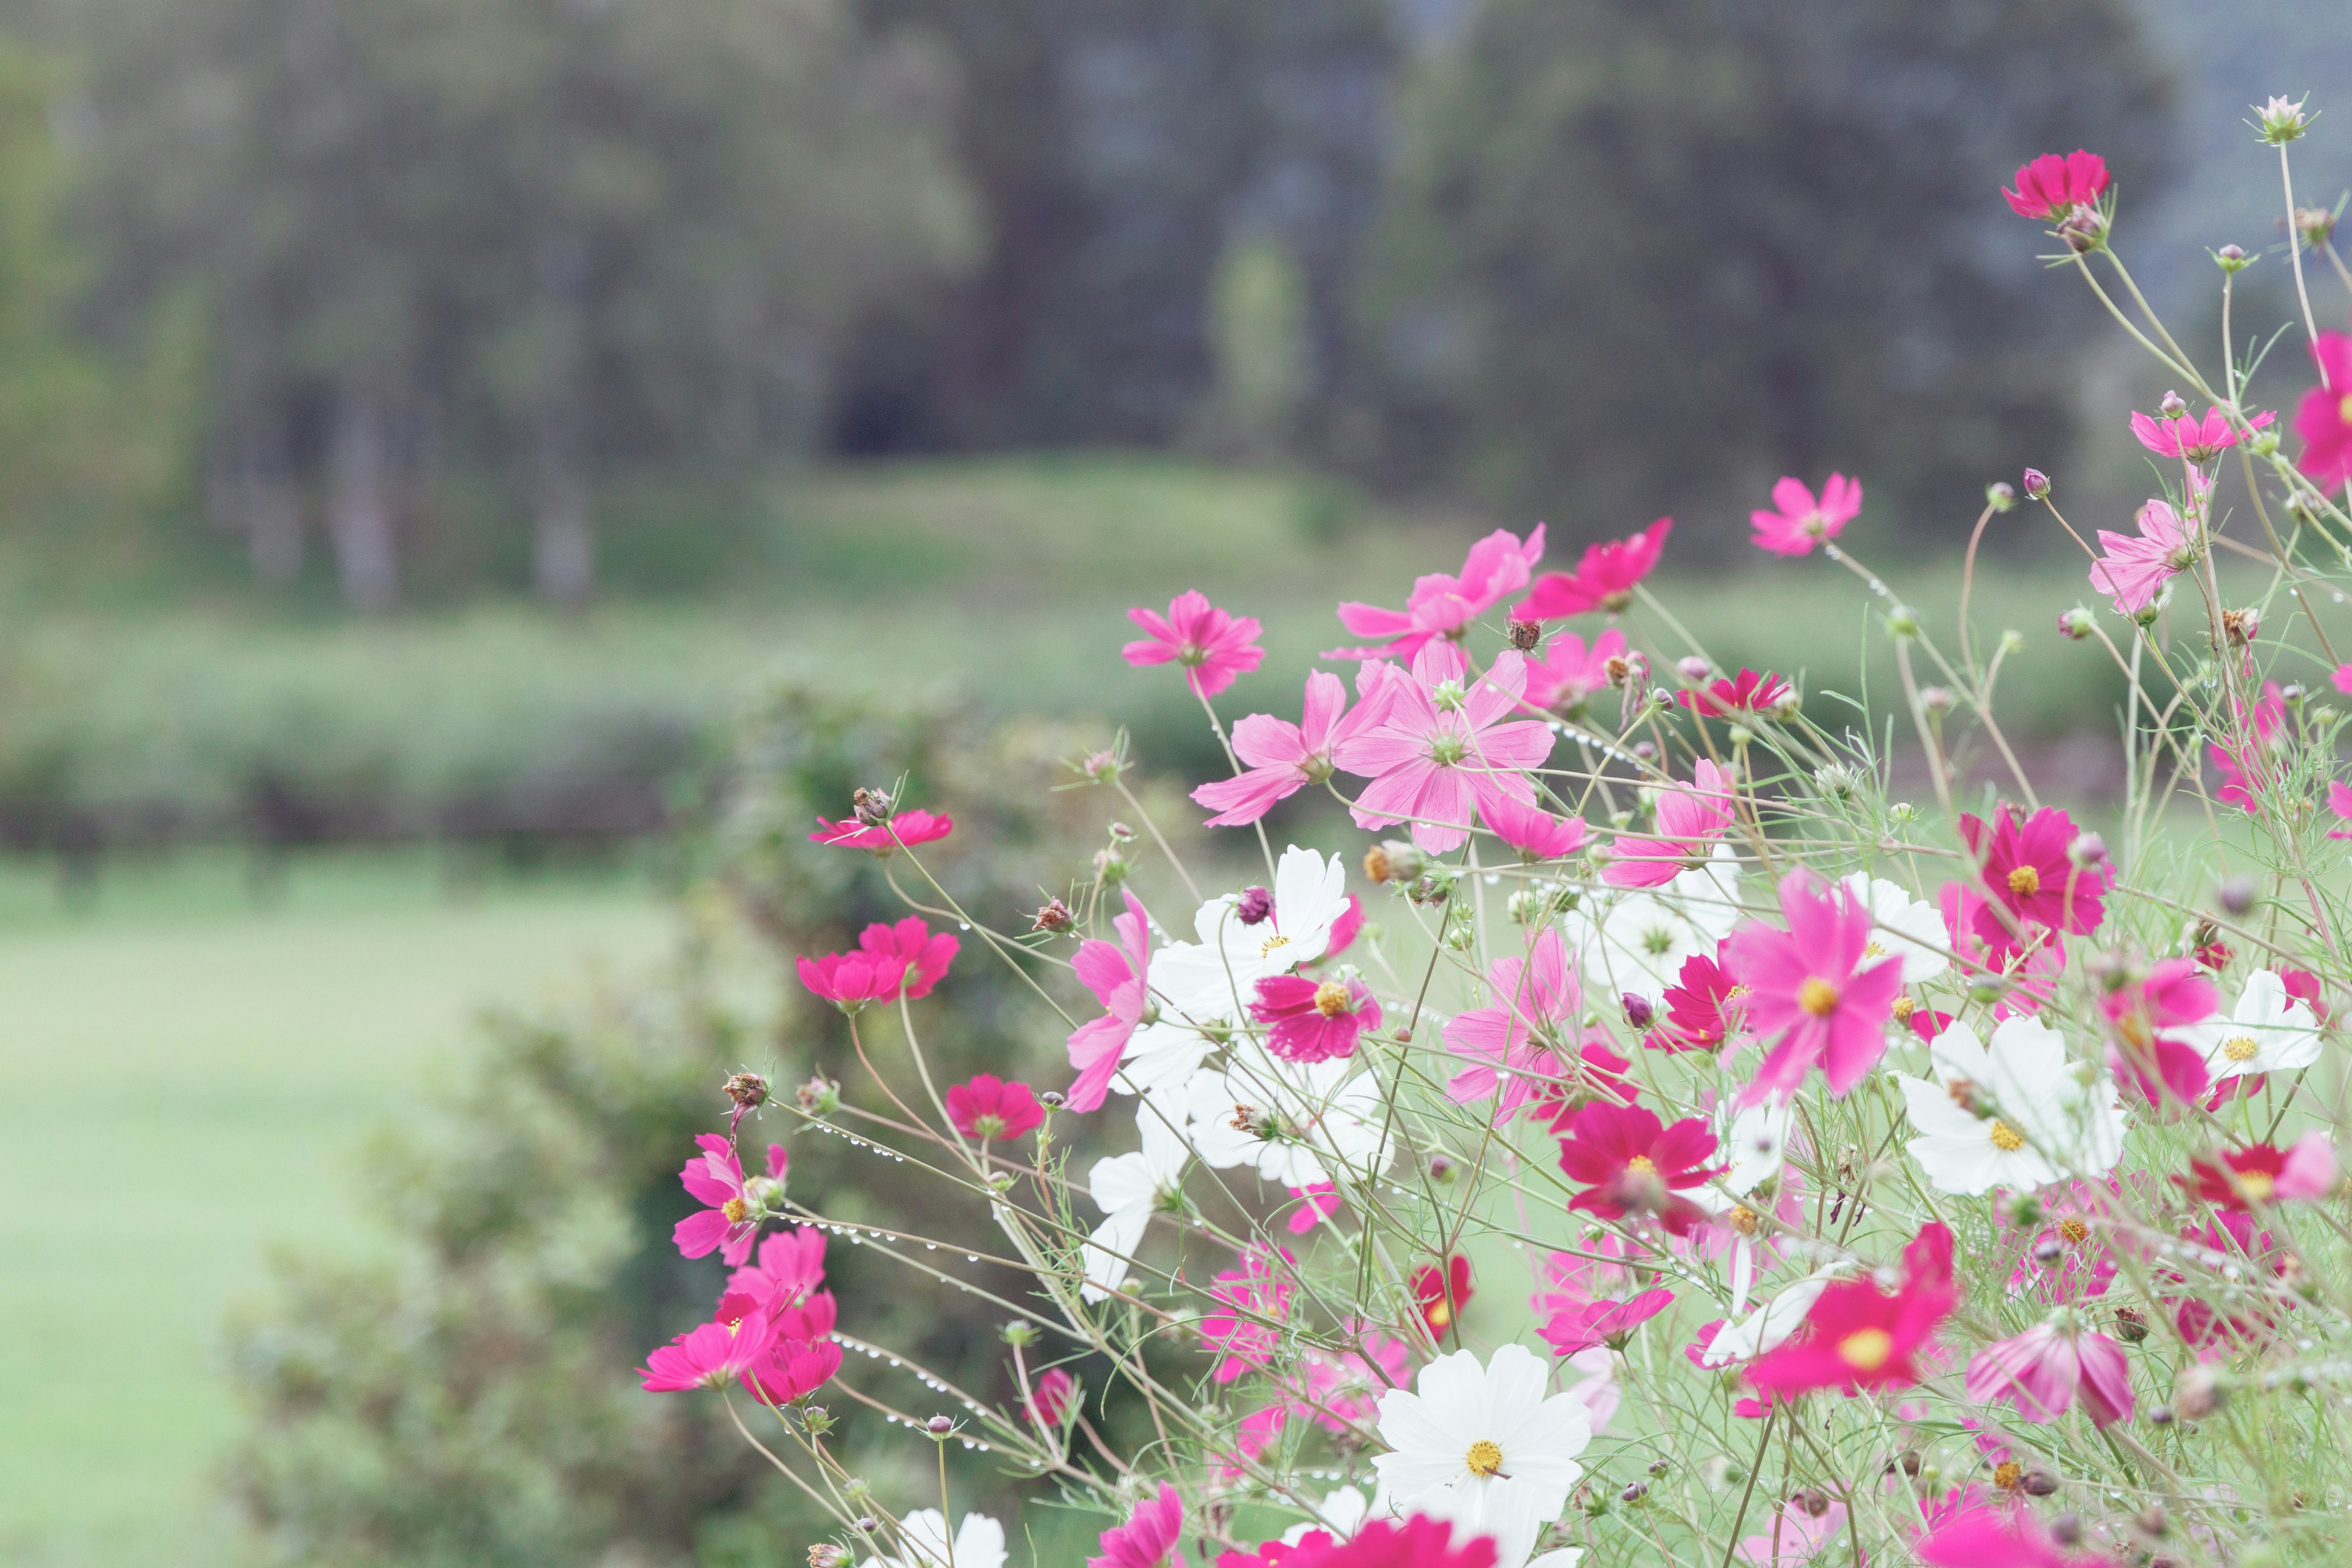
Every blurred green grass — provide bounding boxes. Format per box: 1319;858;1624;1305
0;850;676;1567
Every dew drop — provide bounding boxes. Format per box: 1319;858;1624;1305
960;922;972;931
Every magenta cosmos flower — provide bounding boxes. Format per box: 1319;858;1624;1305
2211;680;2286;812
1677;668;1793;718
1123;590;1264;699
1249;973;1381;1063
1648;944;1746;1052
1442;927;1586;1118
2087;491;2201;616
798;926;942;1014
1728;871;1905;1102
1965;1309;2133;1428
856;917;958;998
1026;1366;1079;1425
1193;669;1377;827
1556;1101;1721;1235
1960;803;2111;949
1521;625;1624;712
728;1225;826;1308
1285;1182;1342;1233
2102;957;2215;1112
2131;402;2272;462
1514;518;1672;618
1333;642;1554;853
1198;1245;1294;1382
1539;1287;1673;1355
1219;1517;1499;1568
1326;524;1545;661
638;1306;772;1392
2294;331;2352;490
1477;792;1586;861
744;1335;843;1406
2001;149;2109;220
1602;759;1736;888
1749;474;1861;557
2330;780;2352;840
1091;1483;1187;1568
1745;1224;1957;1398
809;806;954;854
673;1134;784;1264
944;1072;1046;1140
1065;888;1153;1112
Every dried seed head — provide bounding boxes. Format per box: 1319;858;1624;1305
725;1072;769;1109
1507;619;1542;651
1031;897;1074;934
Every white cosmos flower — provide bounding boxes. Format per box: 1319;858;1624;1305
1372;1343;1591;1568
1895;1017;2125;1196
1107;1018;1214;1099
1181;1047;1390;1188
864;1510;1005;1568
1153;847;1349;1020
1280;1485;1374;1544
1080;1096;1191;1302
2184;969;2320;1084
1699;1273;1833;1368
1689;1098;1792;1312
1840;873;1949;982
1569;843;1743;1002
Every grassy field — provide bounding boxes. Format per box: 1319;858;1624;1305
0;850;679;1567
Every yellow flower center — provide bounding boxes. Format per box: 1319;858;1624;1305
2339;393;2352;425
2223;1034;2260;1063
1994;1460;2024;1490
722;1197;752;1224
2059;1217;2090;1244
1836;1327;1894;1372
1313;980;1352;1017
1260;933;1292;957
1427;1300;1453;1328
2236;1169;2276;1202
1798;978;1839;1016
1863;940;1886;959
1728;1204;1760;1237
2116;1012;2153;1049
1987;1120;2024;1152
1724;984;1751;1002
1891;996;1917;1022
1626;1155;1658;1174
1465;1439;1505;1477
2007;864;2041;897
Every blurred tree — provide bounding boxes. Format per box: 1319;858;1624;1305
65;0;974;607
1355;0;2174;546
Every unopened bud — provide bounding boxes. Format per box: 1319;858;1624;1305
2113;1305;2149;1343
2022;468;2051;500
1106;821;1137;843
2006;1193;2045;1229
1986;481;2016;512
2049;1516;2083;1548
1884;605;1919;639
2158;390;2187;418
1235;886;1273;925
1365;840;1422;885
1794;1488;1831;1518
2173;1365;2225;1420
2032;1238;2065;1267
2215;876;2256;916
2019;1469;2059;1497
1675;655;1711;682
2252;426;2282;456
1507;619;1542;652
1082;748;1121;782
1619;1482;1648;1505
1920;685;1954;714
1630;740;1657;761
1428;1153;1456;1185
855;1517;880;1535
2136;1504;2169;1537
810;1547;850;1568
925;1415;954;1435
2255;94;2312;146
1001;1320;1038;1346
2068;832;2106;868
2215;243;2250;273
1622;992;1656;1030
851;786;894;826
2057;605;2094;640
797;1076;841;1118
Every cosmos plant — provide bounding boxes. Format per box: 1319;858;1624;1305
639;104;2352;1568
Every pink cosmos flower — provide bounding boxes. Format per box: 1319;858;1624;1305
1749;474;1862;557
1323;894;1366;960
1124;590;1264;699
1443;927;1585;1118
2294;331;2352;490
674;1134;783;1264
2329;780;2352;840
728;1226;827;1308
1217;1515;1498;1568
2211;680;2288;813
1522;627;1626;712
1964;1311;2133;1427
1326;525;1545;661
1916;1508;2120;1568
2282;1129;2342;1197
1603;760;1736;887
1556;1102;1721;1235
1250;973;1382;1063
744;1335;843;1406
2004;1181;2123;1306
796;947;908;1013
638;1308;772;1392
2102;957;2215;1112
1411;1253;1474;1333
1646;945;1746;1052
854;917;959;999
2168;1212;2289;1357
2131;403;2274;463
1960;804;2111;950
1065;889;1154;1112
1678;668;1795;718
1939;880;2064;1016
1514;518;1673;619
809;807;954;854
1092;1483;1188;1568
945;1073;1046;1141
1027;1366;1079;1425
1477;792;1587;861
1333;642;1555;853
1736;1496;1849;1567
2002;149;2109;221
2181;1133;2339;1208
1727;871;1905;1102
2087;493;2198;615
1194;671;1367;827
1746;1223;1957;1398
1539;1287;1673;1355
1199;1246;1294;1382
1286;1182;1343;1233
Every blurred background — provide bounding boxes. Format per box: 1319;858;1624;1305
0;0;2346;1562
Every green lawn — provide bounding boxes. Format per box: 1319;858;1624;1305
0;851;678;1567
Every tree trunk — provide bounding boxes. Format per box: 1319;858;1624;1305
327;380;398;612
238;424;304;588
531;230;594;606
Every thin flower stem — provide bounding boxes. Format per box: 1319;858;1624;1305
2284;143;2328;386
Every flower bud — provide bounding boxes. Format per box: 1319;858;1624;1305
2032;1237;2064;1267
1093;848;1129;884
851;786;894;826
1675;655;1711;682
2215;876;2256;916
2068;832;2106;869
1630;741;1657;761
1039;1089;1066;1110
1622;992;1656;1030
1985;481;2015;512
797;1076;842;1118
1082;748;1122;782
2113;1305;2149;1343
811;1546;850;1568
2006;1192;2045;1229
1365;840;1422;885
725;1071;769;1110
1235;886;1273;925
1107;821;1137;842
2022;468;2051;500
2136;1504;2169;1539
2173;1364;2225;1420
1883;605;1920;639
804;1406;835;1435
2255;94;2312;145
1507;619;1542;652
2019;1469;2059;1497
2215;243;2250;273
1920;685;1954;714
1619;1482;1648;1505
2057;605;2094;640
1428;1153;1457;1185
856;1517;880;1535
1001;1320;1038;1346
926;1415;954;1435
2156;389;2185;418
